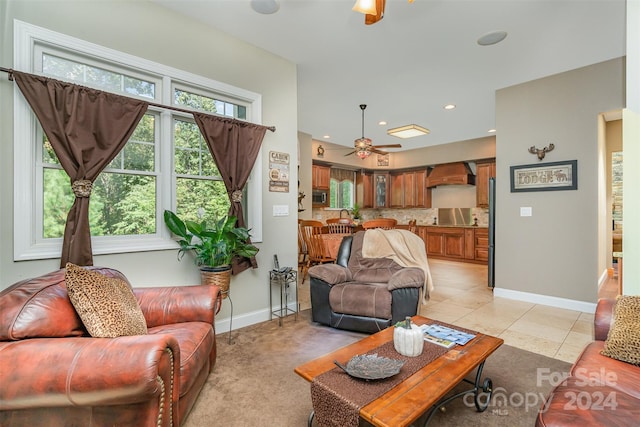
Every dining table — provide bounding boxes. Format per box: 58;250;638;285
319;233;351;259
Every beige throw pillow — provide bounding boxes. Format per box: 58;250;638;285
65;263;147;337
601;295;640;366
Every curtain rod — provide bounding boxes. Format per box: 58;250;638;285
0;67;276;132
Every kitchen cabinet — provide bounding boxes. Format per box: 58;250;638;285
414;169;430;208
443;228;465;259
425;230;444;256
422;226;488;264
476;160;496;208
373;172;389;208
390;173;404;208
465;229;475;260
312;164;330;190
389;169;431;208
426;227;464;259
474;228;489;262
356;170;374;208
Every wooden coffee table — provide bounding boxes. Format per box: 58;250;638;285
295;315;503;427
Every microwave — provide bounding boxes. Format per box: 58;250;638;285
312;190;328;207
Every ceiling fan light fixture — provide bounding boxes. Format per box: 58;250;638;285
356;148;371;159
355;137;372;148
387;124;430;139
352;0;377;15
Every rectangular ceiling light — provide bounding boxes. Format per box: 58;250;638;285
387;124;430;139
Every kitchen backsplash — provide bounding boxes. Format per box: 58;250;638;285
310;207;489;227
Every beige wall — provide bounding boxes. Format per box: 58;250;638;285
311;136;495;169
308;136;495;212
297;131;313;220
0;1;299;330
621;0;640;295
495;58;624;305
622;109;640;295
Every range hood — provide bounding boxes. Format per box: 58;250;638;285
426;162;475;188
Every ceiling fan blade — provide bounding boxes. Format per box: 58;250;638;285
372;144;402;149
371;148;388;155
344;149;357;156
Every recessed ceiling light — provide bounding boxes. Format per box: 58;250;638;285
323;135;330;139
477;31;507;46
250;0;280;15
378;121;387;125
444;104;456;110
488;128;496;133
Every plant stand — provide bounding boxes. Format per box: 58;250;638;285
221;289;234;344
200;266;232;298
269;269;298;326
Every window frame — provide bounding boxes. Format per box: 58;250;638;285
13;20;263;261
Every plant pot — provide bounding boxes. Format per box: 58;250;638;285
200;265;232;298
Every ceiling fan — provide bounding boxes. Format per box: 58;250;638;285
345;104;401;159
352;0;415;26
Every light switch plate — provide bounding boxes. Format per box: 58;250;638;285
272;205;289;216
520;207;532;217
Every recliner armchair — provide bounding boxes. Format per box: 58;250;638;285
308;231;425;333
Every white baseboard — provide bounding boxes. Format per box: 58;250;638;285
215;301;298;332
493;288;597;314
597;269;608;290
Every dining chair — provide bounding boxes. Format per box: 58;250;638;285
298;220;308;277
362;218;398;230
299;220;323;282
299;221;335;282
408;219;418;234
327;218;354;234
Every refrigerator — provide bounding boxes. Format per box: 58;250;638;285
488;177;496;288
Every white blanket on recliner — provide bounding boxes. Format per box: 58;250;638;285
362;229;434;304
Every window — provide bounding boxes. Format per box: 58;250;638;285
41;52;157;99
329;169;355;209
174;87;246;119
14;20;263;261
42;113;159;238
173;118;230;224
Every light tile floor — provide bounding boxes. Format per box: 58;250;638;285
298;258;594;363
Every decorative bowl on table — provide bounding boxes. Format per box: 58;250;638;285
334;354;405;380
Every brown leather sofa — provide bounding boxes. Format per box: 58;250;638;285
0;267;220;426
536;298;640;426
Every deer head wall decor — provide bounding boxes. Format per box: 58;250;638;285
528;143;555;160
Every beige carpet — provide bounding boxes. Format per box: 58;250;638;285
184;310;571;427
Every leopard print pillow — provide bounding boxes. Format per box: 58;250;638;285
65;263;147;337
601;295;640;366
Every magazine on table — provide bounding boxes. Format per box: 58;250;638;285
422;332;456;349
420;324;476;346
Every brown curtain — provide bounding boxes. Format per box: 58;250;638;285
193;113;268;274
330;168;356;183
13;71;148;267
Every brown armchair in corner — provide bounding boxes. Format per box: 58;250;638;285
0;267;220;427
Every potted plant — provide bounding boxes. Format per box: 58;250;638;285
351;203;362;225
163;210;259;296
